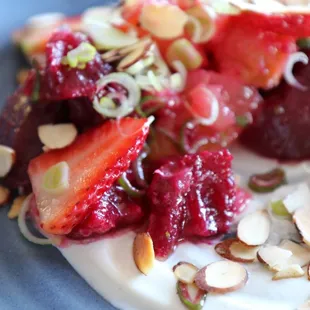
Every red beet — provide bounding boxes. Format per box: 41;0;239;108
68;186;144;239
23;28;112;101
147;150;238;259
241;49;310;160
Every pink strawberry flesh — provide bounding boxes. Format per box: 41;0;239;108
28;118;149;235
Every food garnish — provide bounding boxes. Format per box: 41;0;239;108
177;281;207;310
0;145;16;178
248;168;286;193
0;186;10;206
237;210;271;246
194;261;248;293
133;232;155;275
8;195;27;219
173;262;199;284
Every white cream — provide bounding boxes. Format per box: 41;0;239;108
61;145;310;310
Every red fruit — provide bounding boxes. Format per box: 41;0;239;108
147;150;239;259
230;11;310;38
23;28;112;101
151;70;261;156
211;25;296;89
241;49;310;160
68;186;143;239
28;118;150;235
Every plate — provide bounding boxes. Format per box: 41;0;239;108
0;1;116;309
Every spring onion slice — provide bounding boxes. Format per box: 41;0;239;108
248;168;287;193
18;194;52;245
284;52;308;91
31;60;41;102
93;72;141;118
132;146;150;188
118;173;145;198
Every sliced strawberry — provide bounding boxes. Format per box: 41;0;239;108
230;11;310;38
211;25;297;89
28;118;149;235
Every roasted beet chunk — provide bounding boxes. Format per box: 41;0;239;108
147;150;238;259
23;28;112;101
241;49;310;160
0;93;65;189
147;162;192;259
68;186;143;239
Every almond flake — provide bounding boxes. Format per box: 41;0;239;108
133;232;155;275
0;186;10;206
272;264;305;281
8;196;27;219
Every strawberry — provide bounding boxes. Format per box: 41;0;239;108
207;9;310;89
28;118;149;235
230;11;310;38
211;25;297;89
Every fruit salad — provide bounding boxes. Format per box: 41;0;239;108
2;0;310;309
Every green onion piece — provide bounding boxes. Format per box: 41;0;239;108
132;147;149;188
270;200;290;217
31;60;41;102
63;42;97;68
248;168;286;193
42;161;70;194
177;281;207;310
236;115;250;128
118;173;144;198
297;38;310;49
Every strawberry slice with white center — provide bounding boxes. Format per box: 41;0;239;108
28;118;149;235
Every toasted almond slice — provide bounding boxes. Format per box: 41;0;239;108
194;261;248;293
117;45;149;71
173;262;199;284
237;210;271;246
230;241;260;263
133;232;155;275
215;238;259;263
257;245;292;271
0;186;10;206
140;4;188;39
8;196;27;219
272;264;305;281
308;263;310;281
0;145;16;178
293;207;310;246
38;123;78;150
283;183;310;214
280;240;310;267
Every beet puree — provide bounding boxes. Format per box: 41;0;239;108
241;49;310;160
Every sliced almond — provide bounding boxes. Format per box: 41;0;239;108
272;264;305;281
133;232;155;275
140;4;188;39
257;245;292;272
283;183;310;214
194;261;248;293
237;210;271;246
280;240;310;267
308;263;310;280
117;45;150;71
0;145;16;178
215;238;259;263
8;196;26;219
0;186;10;206
38;123;78;150
293;207;310;246
17;69;30;85
173;262;199;284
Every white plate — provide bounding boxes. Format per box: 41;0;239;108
61;145;310;310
